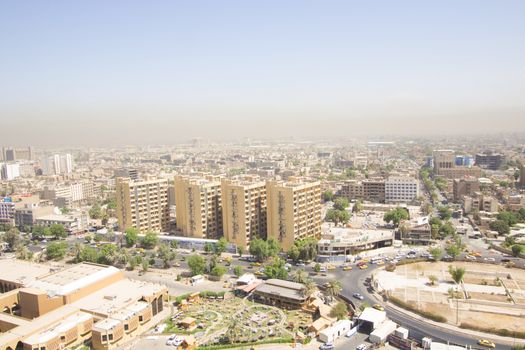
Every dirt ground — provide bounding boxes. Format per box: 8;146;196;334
385;261;525;332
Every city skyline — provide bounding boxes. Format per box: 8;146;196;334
1;0;525;146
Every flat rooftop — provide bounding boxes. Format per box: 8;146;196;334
0;259;51;285
254;279;306;302
72;278;165;316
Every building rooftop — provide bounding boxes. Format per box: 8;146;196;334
72;278;164;316
0;259;51;285
255;279;306;302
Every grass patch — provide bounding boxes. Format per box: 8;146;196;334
460;323;525;339
389;296;447;323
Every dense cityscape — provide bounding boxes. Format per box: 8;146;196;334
1;136;525;350
2;1;525;350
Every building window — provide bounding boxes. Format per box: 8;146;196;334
139;316;143;322
109;334;114;341
102;335;107;342
124;324;129;331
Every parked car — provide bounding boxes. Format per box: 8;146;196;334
320;343;335;350
373;304;384;311
356;344;367;350
353;293;364;300
477;339;496;348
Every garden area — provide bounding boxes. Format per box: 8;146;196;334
163;292;310;347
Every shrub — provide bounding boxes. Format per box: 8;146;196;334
389;296;446;323
460;323;525;339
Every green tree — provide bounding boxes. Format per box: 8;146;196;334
438;206;452;220
264;257;288;280
97;244;118;265
333;197;349;211
50;224;67;239
448;266;466;284
204;242;213;254
158;244;176;268
512;244;523;257
288;244;300;262
214;237;228;255
313;263;321;274
46;242;68;260
233;265;244;277
329;301;348;320
187;254;206;276
505;235;516;247
290;269;309;284
89;203;103;219
383;207;409;227
60;207;70;214
353;200;364;213
237;245;244;257
170;240;179;249
429;247;443;261
518;208;525;222
249;238;268;261
421;202;433;216
125;227;139;247
141;232;158;249
78;245;98;263
497;211;519;227
445;244;461;258
325;209;341;225
440;222;456;236
322;190;335;202
141;260;149;273
267;237;280;256
489;220;510;235
325;280;342;299
2;227;20;249
31;225;46;240
210;265;227;279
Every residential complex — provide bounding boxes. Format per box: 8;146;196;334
266;178;322;251
173;175;223;239
221;177;267;248
433;150;482;179
340;176;418;204
115;177;170;233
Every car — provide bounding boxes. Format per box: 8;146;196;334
472;252;482;257
327;264;336;270
376;260;385;265
466;255;476;261
442;255;453;261
359;264;368;269
391;259;399;264
320;343;335;350
319;267;327;273
373;304;384;311
352;293;364;300
477;339;496;348
343;266;352;271
356;344;367;350
484;257;496;262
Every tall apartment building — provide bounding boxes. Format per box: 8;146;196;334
363;179;386;203
221;177;267;248
464;193;499;213
1;163;20;180
115;177;169;233
1;146;32;161
385;176;419;203
174;175;223;239
433;150;482;179
340;180;364;200
42;154;73;175
266;178;322;251
452;177;480;202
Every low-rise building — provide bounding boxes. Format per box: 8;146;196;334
252;279;308;309
400;216;432;245
317;228;394;260
464;193;499;213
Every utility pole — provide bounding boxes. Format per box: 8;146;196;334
456;285;459;325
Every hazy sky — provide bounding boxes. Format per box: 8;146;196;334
1;1;524;146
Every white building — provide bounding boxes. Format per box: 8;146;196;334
42;154;73;175
318;319;352;343
385;176;419;203
1;163;20;180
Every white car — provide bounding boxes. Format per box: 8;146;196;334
356;344;367;350
484;257;496;262
166;335;183;346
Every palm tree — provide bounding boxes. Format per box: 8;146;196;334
326;280;342;300
72;242;84;262
291;269;308;284
448;266;466;284
302;278;317;298
226;317;241;343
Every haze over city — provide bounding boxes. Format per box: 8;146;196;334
2;0;525;146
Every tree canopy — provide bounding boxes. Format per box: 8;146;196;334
264;257;288;280
187;254;206;276
383;207;409;227
46;242;68;260
249;237;280;262
141;232;158;249
124;227;139;247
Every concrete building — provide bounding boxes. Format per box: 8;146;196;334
266;178;321;251
475;152;505;170
252;279;308;309
115;177;170;233
1;147;32;161
0;260;168;350
519;161;525;188
221;177;267;249
0;200;15;225
452;177;480;202
400;216;432;245
317;228;394;260
174;175;223;239
1;164;20;181
433;150;482;179
14;204;55;229
464;194;499;213
507;195;525;212
363;179;385;203
114;168;139;181
339;180;364;200
41;154;73;176
385;176;419;203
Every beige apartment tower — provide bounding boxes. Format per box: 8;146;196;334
266;178;322;251
115;177;170;233
174;175;223;239
221;177;267;249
